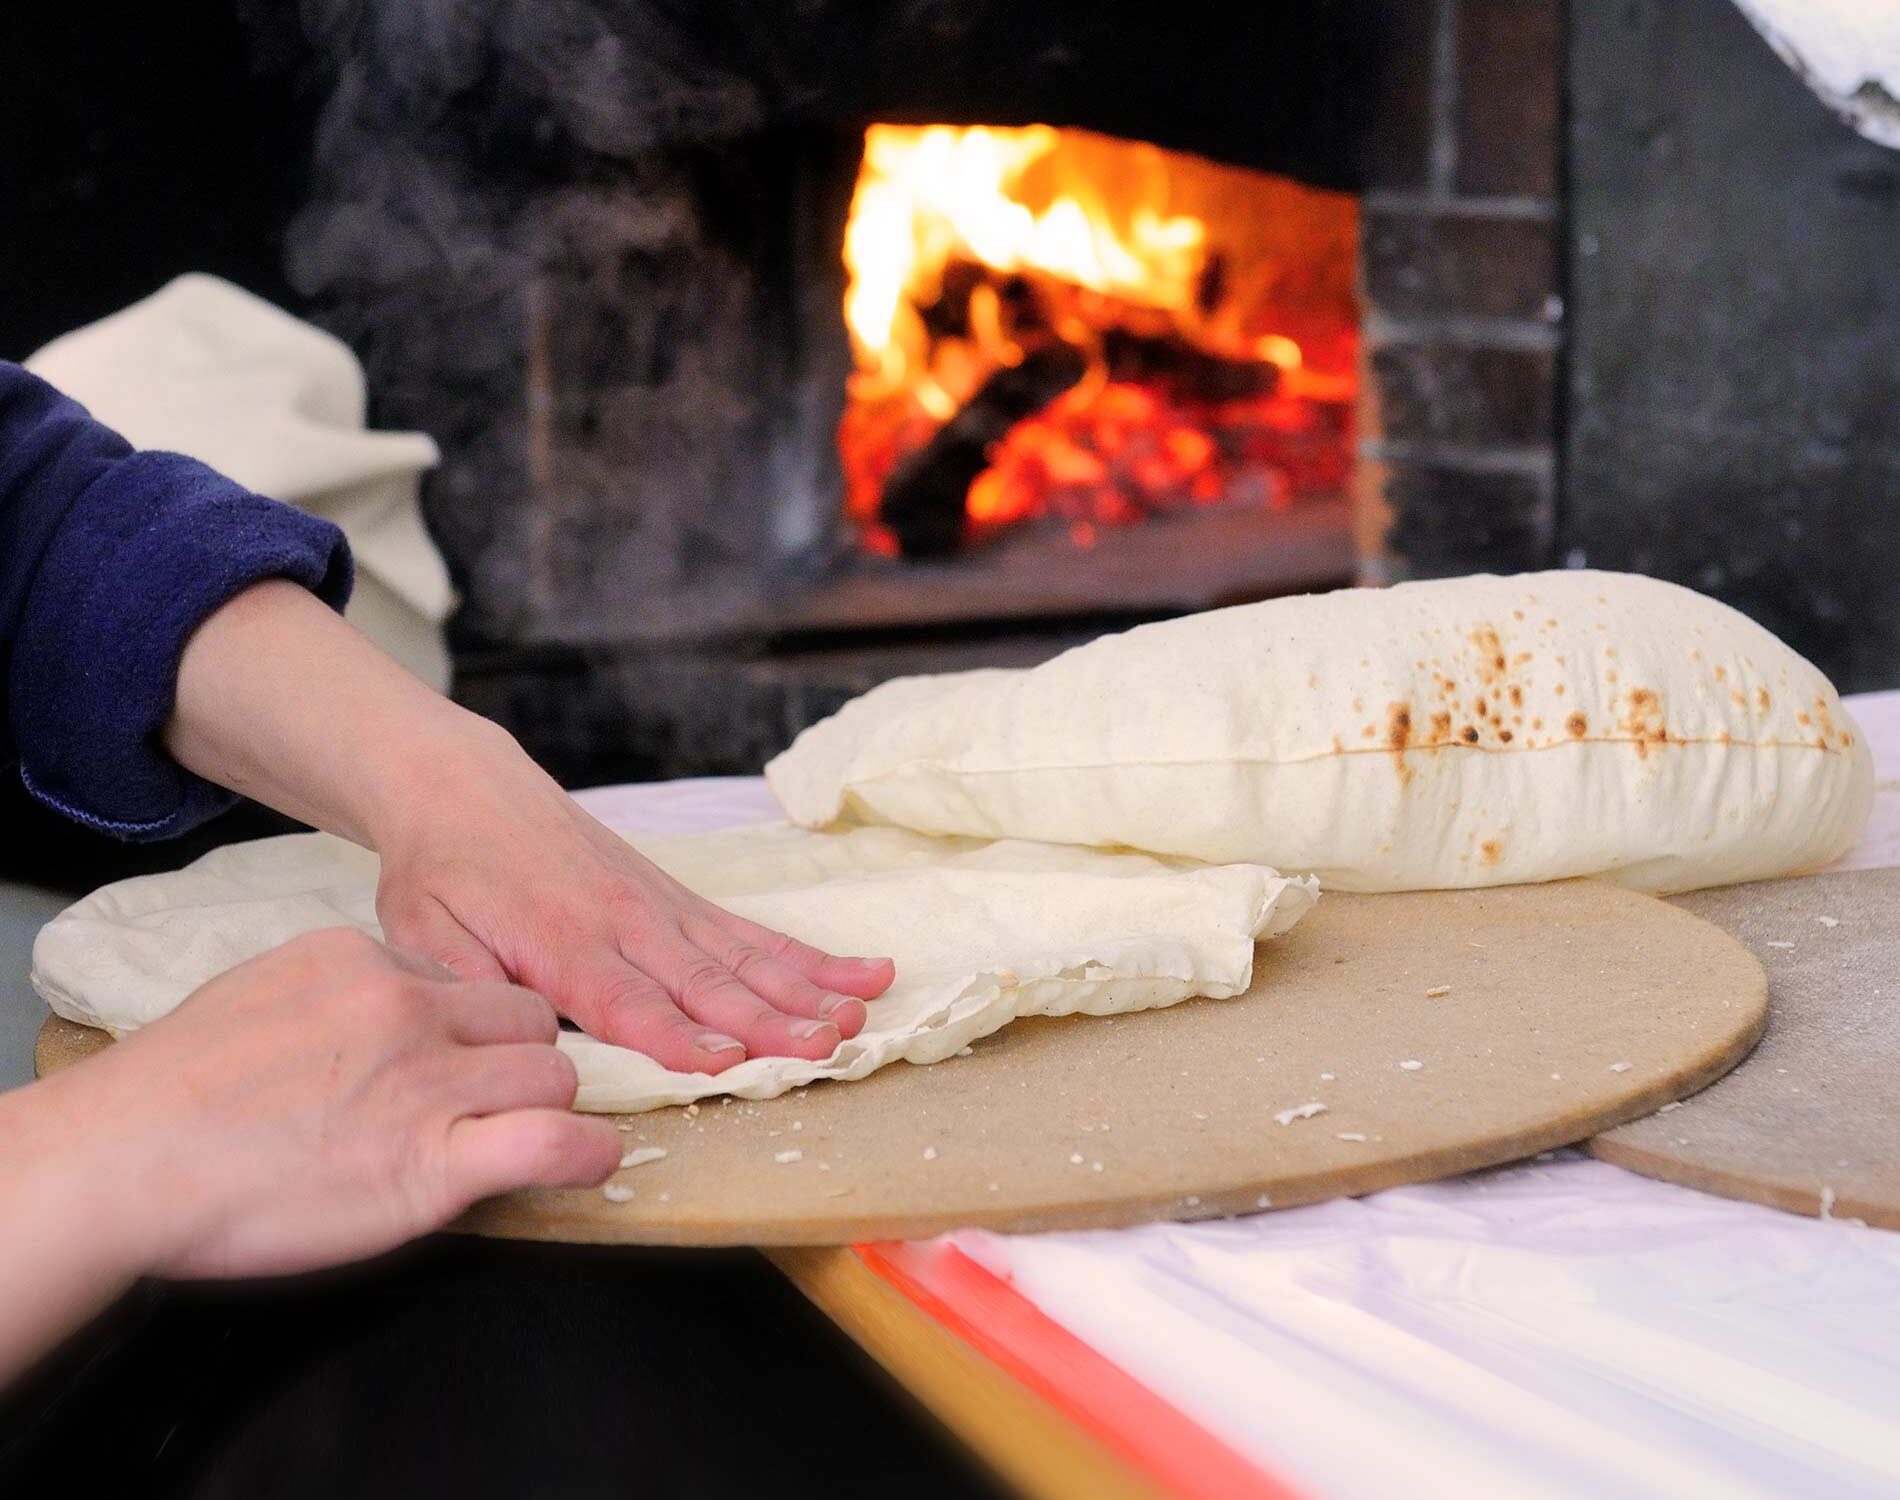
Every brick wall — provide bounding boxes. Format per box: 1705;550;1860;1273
1354;0;1563;581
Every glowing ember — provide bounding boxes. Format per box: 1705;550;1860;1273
838;123;1358;556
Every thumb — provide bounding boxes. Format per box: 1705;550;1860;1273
382;894;510;984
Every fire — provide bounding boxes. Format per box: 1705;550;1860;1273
839;123;1358;556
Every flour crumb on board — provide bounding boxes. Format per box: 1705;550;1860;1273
615;1120;637;1132
774;1149;803;1165
601;1184;635;1204
1255;1194;1273;1210
1817;916;1840;928
1820;1186;1837;1220
956;1047;974;1057
684;1103;700;1118
1275;1102;1328;1126
619;1147;667;1170
1319;1072;1337;1082
1766;940;1795;950
1399;1060;1424;1072
1335;1132;1369;1143
1191;1112;1209;1121
1091;1161;1104;1172
988;1182;1000;1193
1069;1152;1085;1165
1608;1061;1633;1073
791;1121;803;1131
817;1161;831;1172
1658;1101;1684;1113
922;1146;939;1161
1425;985;1452;998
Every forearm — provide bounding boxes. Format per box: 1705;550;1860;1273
0;1079;159;1384
163;579;511;851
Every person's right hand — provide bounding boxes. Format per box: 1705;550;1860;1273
39;927;621;1282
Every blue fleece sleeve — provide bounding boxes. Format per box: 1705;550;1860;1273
0;361;352;841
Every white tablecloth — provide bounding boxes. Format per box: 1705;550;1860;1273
576;692;1900;1500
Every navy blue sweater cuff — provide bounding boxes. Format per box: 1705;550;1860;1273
11;450;352;841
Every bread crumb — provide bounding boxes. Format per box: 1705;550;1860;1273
601;1184;635;1204
619;1147;667;1169
1185;1196;1201;1207
1255;1194;1273;1210
1335;1131;1369;1142
1608;1061;1633;1073
1399;1060;1423;1072
988;1182;1000;1192
1319;1072;1337;1082
1766;940;1795;950
956;1046;974;1057
1090;1161;1104;1173
616;1120;638;1132
1551;1072;1563;1081
1817;915;1840;928
817;1161;831;1172
1070;1152;1085;1164
1275;1102;1328;1126
1658;1101;1684;1113
1191;1112;1209;1121
922;1146;939;1161
791;1121;803;1131
1820;1185;1837;1220
684;1103;699;1117
774;1149;803;1164
1425;985;1452;998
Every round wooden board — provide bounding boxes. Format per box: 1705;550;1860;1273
38;880;1766;1247
1590;868;1900;1229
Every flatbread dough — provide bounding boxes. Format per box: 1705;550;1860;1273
31;824;1314;1113
768;570;1873;893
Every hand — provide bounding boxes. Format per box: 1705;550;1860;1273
373;724;896;1075
163;579;895;1075
37;928;621;1282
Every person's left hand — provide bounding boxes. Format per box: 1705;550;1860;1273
372;723;894;1076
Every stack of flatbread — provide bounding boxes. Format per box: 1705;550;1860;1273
35;571;1870;1111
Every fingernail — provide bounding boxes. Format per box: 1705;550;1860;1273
697;1033;745;1055
789;1019;837;1041
818;994;853;1018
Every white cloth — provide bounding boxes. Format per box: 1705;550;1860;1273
31;823;1314;1113
26;274;455;691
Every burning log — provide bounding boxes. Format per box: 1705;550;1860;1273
878;344;1089;557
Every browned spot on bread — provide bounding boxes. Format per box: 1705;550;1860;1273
1480;839;1503;865
1606;669;1619;685
1427;711;1454;744
1499;729;1514;743
1461;725;1481;744
1731;691;1748;708
1362;725;1377;740
1475;697;1488;718
1532;718;1544;731
1386;703;1416;784
1714;665;1727;682
1758;687;1771;711
1621;687;1669;758
1567;712;1589;738
1690;649;1702;662
1508;685;1524;708
1797;711;1813;727
1554;682;1566;697
1470;626;1507;686
1331;735;1344;753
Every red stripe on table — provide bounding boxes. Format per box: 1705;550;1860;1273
856;1240;1311;1500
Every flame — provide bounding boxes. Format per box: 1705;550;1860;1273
844;125;1210;397
839;123;1359;552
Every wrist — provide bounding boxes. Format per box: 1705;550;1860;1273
357;703;536;855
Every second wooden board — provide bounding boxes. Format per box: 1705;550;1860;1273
38;880;1766;1246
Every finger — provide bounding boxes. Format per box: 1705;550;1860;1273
634;929;843;1062
445;1042;582;1116
440;982;560;1047
444;1110;622;1204
679;914;869;1039
382;895;510;984
557;955;748;1074
714;913;895;1000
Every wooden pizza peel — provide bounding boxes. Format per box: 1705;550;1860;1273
1589;867;1900;1229
39;879;1766;1246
